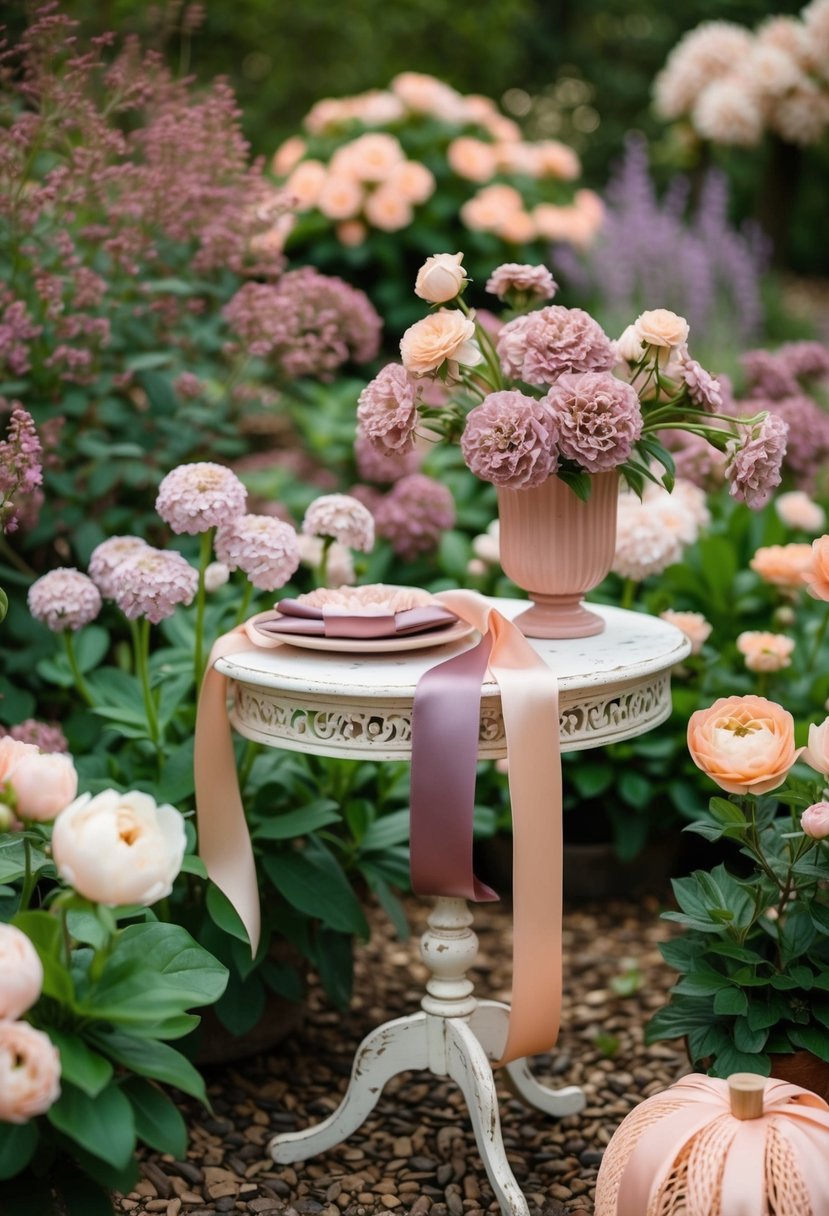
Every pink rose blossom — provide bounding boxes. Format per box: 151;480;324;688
0;924;43;1020
801;802;829;839
460;391;558;489
545;372;642;472
28;568;102;632
302;494;375;552
156;462;247;535
113;548;198;624
215;514;301;591
775;491;825;533
659;610;712;655
736;630;795;673
0;736;38;786
354;430;421;484
496;306;616;387
11;751;78;823
0;1021;61;1123
724;413;788;509
88;536;151;599
485;263;557;303
356;364;419;454
374;474;455;558
414;253;467;304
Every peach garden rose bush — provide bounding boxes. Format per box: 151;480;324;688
646;693;829;1078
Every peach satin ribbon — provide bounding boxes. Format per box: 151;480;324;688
195;591;563;1066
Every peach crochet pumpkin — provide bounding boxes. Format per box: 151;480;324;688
595;1072;829;1216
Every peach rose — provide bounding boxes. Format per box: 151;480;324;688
285;159;328;210
0;924;43;1020
342;132;405;183
414;253;467;304
336;220;367;248
400;310;482;377
632;309;690;360
51;789;186;906
750;542;813;589
447;137;498;183
775;491;826;533
805;535;829;601
802;716;829;775
496;209;537;244
317;174;363;221
801;801;829;839
736;630;795;673
536;140;581;180
659;610;712;655
387;160;435;205
482;113;522;142
272;136;306;177
687;695;799;794
0;1022;61;1123
532;203;573;241
496;141;541;177
10;752;77;822
363;187;412;232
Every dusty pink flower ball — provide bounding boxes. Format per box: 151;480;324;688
155;462;247;535
113;549;199;624
354;430;421;484
460;391;558;489
485;263;557;303
302;494;375;552
613;501;685;581
28;568;102;632
725;413;788;509
88;536;151;599
545;372;642;473
496;306;615;387
374;474;455;558
215;515;301;591
356;364;419;454
0;1021;61;1124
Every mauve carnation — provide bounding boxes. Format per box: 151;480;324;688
765;395;829;490
88;535;151;599
28;569;102;632
114;549;198;624
545;372;641;473
742;350;800;399
215;514;300;591
461;391;558;489
356;364;419;454
303;494;375;552
725;413;788;509
374;474;455;559
156;462;247;534
354;430;420;484
485;263;557;303
496;306;615;387
678;356;724;411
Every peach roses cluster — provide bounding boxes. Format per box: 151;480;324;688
751;535;829;602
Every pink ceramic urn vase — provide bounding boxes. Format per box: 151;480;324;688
496;470;619;639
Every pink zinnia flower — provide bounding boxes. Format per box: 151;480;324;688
496;306;616;387
725;414;788;509
215;515;301;591
302;494;375;552
113;549;198;624
156;462;247;535
485;263;557;303
460;391;558;489
356;364;419;454
545;372;642;472
88;536;151;599
28;569;102;632
374;474;455;559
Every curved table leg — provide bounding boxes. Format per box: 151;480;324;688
269;1011;430;1164
469;1000;586;1117
445;1018;530;1216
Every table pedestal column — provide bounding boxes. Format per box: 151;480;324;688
270;896;584;1216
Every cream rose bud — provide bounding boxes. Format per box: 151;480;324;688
802;717;829;776
801;802;829;839
632;309;690;360
400;310;482;377
0;1021;61;1123
615;324;646;364
414;253;467;304
0;924;43;1020
51;789;186;907
11;752;78;822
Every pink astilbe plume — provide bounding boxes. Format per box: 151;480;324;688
0;407;43;533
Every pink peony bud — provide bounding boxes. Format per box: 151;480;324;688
0;1021;61;1122
10;752;78;822
801;802;829;839
0;924;43;1020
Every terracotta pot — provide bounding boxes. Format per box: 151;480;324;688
496;470;619;639
769;1049;829;1103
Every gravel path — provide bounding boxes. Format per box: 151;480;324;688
115;894;685;1216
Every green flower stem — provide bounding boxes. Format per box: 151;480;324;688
19;834;35;912
239;739;259;793
458;296;503;390
135;618;160;749
315;536;334;588
194;528;214;692
62;630;94;707
809;610;829;668
233;580;254;627
620;579;637;611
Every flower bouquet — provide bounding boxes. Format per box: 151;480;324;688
356;252;786;637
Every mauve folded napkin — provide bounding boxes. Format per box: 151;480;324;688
253;598;459;640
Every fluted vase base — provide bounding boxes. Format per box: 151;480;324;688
512;594;605;640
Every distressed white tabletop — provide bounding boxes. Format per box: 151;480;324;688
216;599;691;758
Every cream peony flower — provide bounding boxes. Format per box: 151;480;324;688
801;802;829;839
802;716;829;776
414;253;467;304
0;1022;61;1123
0;924;43;1020
447;137;498;183
363;186;412;232
51;790;186;907
400;310;482;377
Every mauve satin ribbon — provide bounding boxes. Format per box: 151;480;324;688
615;1075;829;1216
195;591;563;1067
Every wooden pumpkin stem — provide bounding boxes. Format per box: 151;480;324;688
728;1073;766;1120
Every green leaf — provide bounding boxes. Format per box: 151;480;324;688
618;770;652;807
708;797;747;827
673;966;730;996
811;904;829;936
72;626;110;673
713;986;748;1016
0;1121;38;1180
122;1077;188;1159
733;1017;769;1053
311;927;354;1010
645;995;714;1044
48;1028;113;1097
253;799;341;840
263;842;368;936
789;1025;829;1063
213;969;267;1036
206;882;250;945
779;905;816;964
708;1044;770;1078
88;1029;207;1103
359;808;410;852
48;1079;136;1168
158;737;196;804
0;585;7;625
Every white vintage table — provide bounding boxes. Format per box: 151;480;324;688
216;599;690;1216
